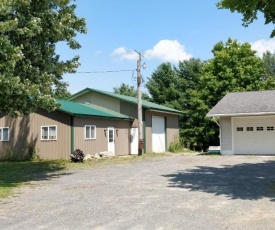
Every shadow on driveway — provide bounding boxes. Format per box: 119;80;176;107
163;160;275;201
0;161;73;199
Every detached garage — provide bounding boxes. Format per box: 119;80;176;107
207;91;275;155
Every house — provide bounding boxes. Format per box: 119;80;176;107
68;88;183;155
0;89;182;160
0;100;133;160
207;90;275;155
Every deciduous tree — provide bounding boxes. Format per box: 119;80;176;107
0;0;86;115
217;0;275;37
113;83;151;101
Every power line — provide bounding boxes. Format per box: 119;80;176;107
77;69;135;74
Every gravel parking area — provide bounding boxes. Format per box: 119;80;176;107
1;154;275;230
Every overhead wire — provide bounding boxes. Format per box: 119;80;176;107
76;69;135;74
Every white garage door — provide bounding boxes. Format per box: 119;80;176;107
233;116;275;155
152;116;166;153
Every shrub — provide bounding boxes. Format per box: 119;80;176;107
169;135;184;153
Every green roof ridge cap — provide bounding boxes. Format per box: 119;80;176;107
69;88;183;114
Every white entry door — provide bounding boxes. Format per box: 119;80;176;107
108;126;115;155
130;128;138;155
152;116;166;153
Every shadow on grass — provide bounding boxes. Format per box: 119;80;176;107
163;160;275;201
0;161;72;198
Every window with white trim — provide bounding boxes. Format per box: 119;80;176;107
267;126;274;131
246;127;253;131
0;127;9;141
41;126;57;140
256;127;264;131
85;125;96;139
236;127;243;131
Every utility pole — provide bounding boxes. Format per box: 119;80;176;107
135;50;145;156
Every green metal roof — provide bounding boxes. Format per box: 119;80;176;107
56;100;133;120
68;88;183;114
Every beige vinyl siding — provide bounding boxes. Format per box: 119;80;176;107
74;117;131;156
220;116;233;154
71;91;120;112
0;115;30;159
34;110;71;160
0;110;71;160
166;114;180;145
120;101;138;118
145;110;152;153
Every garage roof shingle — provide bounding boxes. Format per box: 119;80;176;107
207;90;275;117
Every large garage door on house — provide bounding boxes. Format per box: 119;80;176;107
152;116;166;153
233;116;275;155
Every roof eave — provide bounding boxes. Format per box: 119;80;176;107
58;109;133;120
74;114;133;120
207;111;275;117
147;108;184;115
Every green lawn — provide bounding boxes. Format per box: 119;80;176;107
0;153;170;199
0;161;66;199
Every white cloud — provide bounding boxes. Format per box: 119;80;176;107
111;47;138;60
111;40;192;63
144;40;192;62
250;39;275;57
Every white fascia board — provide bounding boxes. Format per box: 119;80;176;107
207;112;275;117
147;109;182;115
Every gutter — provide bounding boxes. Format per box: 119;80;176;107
146;109;184;115
57;109;133;121
207;112;275;117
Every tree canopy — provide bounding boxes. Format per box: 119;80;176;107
0;0;86;115
114;83;151;101
217;0;275;37
262;51;275;79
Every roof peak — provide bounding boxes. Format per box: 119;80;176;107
69;87;184;114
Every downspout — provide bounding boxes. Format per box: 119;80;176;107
212;117;221;150
71;116;74;153
212;118;220;127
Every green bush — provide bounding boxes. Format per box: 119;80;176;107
168;139;184;153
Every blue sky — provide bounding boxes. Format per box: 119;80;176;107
58;0;275;94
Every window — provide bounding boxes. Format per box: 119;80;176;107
0;127;9;141
109;128;114;143
267;126;274;131
256;127;264;131
85;125;96;139
236;127;243;131
41;126;57;140
246;127;253;131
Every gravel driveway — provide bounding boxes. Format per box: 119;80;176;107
1;154;275;230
